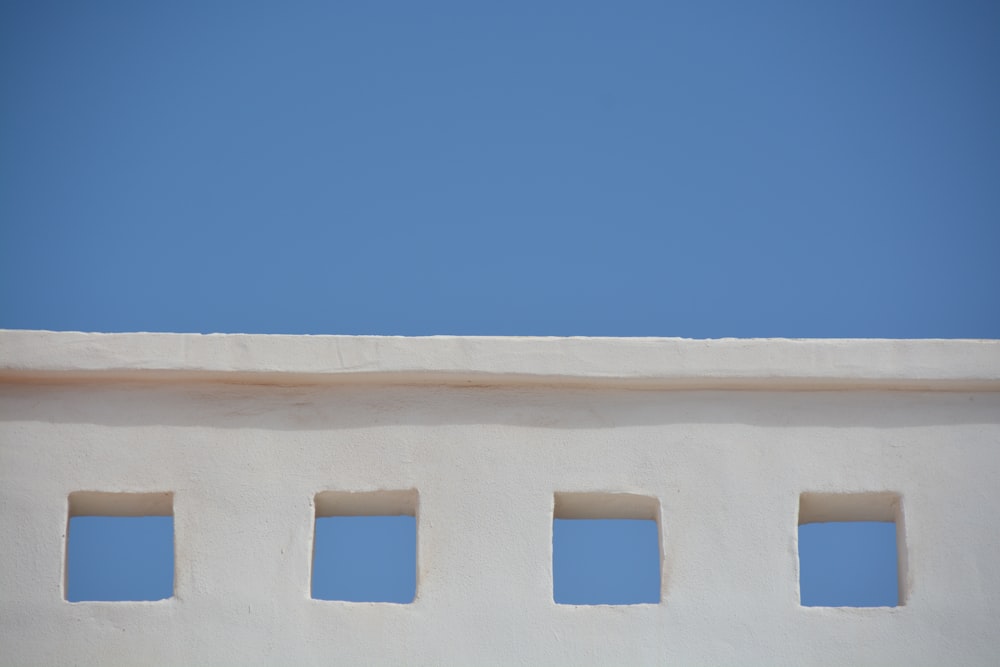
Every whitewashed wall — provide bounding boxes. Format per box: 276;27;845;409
1;331;999;666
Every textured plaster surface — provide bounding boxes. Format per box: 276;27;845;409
3;329;999;390
1;331;999;666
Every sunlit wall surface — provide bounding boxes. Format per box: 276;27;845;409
2;332;999;666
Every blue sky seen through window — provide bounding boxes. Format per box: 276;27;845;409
554;519;661;605
799;521;899;607
65;514;902;606
312;516;417;603
66;516;174;602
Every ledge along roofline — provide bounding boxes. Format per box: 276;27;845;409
1;330;999;391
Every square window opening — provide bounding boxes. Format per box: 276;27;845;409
65;491;174;602
798;492;906;607
312;489;417;603
553;492;661;605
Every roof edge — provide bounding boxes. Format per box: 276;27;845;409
2;330;998;391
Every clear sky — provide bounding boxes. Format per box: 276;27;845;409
1;1;998;337
4;2;996;607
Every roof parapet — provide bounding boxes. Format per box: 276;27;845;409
1;330;998;391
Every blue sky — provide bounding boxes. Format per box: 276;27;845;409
4;2;995;607
2;1;998;337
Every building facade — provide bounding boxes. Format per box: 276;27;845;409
1;330;999;665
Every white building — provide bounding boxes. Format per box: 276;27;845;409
1;330;998;665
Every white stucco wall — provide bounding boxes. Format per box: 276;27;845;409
1;331;999;666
